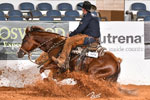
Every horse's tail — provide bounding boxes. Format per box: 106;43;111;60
114;57;122;81
118;85;137;95
116;57;122;78
117;57;122;64
108;57;122;82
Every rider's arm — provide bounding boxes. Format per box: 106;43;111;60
69;14;92;37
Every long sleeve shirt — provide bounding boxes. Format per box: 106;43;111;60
69;12;101;38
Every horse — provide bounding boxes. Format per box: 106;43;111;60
17;26;122;82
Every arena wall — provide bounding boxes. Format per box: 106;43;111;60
96;0;124;11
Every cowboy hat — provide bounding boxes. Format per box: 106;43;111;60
77;1;92;11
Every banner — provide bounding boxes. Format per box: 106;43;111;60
0;21;69;60
70;22;150;85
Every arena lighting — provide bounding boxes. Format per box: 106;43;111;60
101;33;142;44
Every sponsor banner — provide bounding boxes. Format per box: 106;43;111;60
69;21;150;85
100;22;147;85
0;21;69;60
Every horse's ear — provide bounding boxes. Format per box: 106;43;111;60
31;26;45;32
26;27;31;36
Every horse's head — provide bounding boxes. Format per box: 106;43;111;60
17;26;40;58
17;25;64;58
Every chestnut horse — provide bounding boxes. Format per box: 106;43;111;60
17;26;122;82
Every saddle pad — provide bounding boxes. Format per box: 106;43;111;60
71;46;106;58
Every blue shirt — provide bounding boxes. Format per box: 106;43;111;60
69;12;100;38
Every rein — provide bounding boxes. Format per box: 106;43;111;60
19;47;35;64
20;35;66;66
36;39;65;68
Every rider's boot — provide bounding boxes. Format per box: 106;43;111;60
52;34;88;68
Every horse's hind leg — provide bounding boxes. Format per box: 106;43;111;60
89;66;114;80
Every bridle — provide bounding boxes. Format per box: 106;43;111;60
19;35;65;65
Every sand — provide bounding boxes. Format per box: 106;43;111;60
0;72;150;100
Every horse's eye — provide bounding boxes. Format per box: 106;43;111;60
23;39;27;42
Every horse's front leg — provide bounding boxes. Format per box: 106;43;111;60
40;66;49;82
41;63;59;81
40;67;45;73
38;60;50;80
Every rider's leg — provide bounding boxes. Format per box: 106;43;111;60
52;34;88;67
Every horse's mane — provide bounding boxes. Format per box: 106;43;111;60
26;26;61;37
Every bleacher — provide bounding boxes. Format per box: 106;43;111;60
126;2;150;21
0;2;100;21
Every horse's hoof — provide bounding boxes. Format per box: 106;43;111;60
40;68;45;73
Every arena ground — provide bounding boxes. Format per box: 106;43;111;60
0;85;150;100
0;72;150;100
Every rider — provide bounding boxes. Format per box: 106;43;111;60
90;4;100;18
52;1;101;68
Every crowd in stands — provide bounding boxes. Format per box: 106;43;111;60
0;2;100;21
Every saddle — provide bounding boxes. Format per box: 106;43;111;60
70;41;106;70
71;42;106;58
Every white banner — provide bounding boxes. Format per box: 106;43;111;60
70;21;150;85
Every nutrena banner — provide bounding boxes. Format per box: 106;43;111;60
0;21;69;60
70;22;150;85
